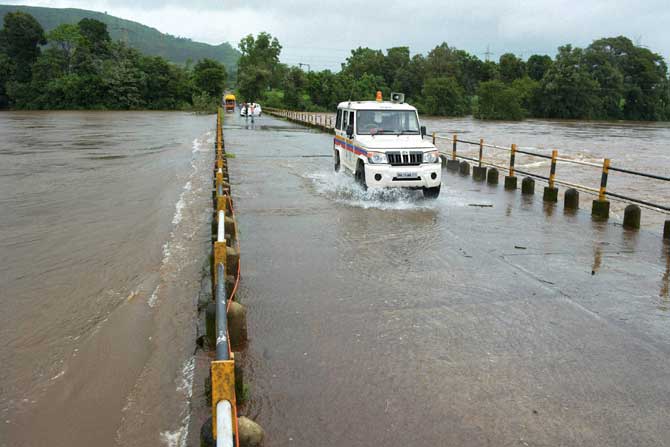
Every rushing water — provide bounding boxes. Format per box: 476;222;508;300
0;111;213;447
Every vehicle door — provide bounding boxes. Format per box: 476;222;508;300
346;110;356;169
340;109;352;170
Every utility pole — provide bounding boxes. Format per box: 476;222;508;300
298;63;311;72
484;45;493;62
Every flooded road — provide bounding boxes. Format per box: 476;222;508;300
1;111;213;446
314;113;670;229
229;114;670;446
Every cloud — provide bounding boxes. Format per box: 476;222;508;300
5;0;670;70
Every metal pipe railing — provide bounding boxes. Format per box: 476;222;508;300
217;401;234;447
435;133;670;214
264;108;335;130
215;262;229;361
217;210;225;243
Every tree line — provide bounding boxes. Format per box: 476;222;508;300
2;12;668;121
236;33;670;121
0;11;228;111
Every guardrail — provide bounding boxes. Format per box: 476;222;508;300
264;107;335;133
201;108;263;447
435;133;670;237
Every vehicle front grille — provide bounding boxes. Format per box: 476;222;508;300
386;151;423;166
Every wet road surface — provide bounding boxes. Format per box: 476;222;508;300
228;114;670;446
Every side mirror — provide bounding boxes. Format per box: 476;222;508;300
346;124;354;139
420;126;427;138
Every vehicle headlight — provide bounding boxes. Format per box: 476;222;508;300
367;151;388;164
423;150;439;163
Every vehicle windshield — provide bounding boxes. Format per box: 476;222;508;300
356;110;420;135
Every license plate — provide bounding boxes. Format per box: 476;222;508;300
397;172;417;178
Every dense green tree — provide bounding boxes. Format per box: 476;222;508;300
0;52;14;107
93;42;146;109
48;24;83;75
476;80;524;120
586;36;669;120
0;11;46;82
392;54;426;100
238;65;271;102
303;69;338;109
536;45;601;119
526;54;552;81
342;47;386;80
424;43;458;78
455;50;491;94
237;32;281;100
499;53;525;83
140;55;192;109
383;46;410;86
78;18;110;50
193;58;227;98
511;77;540;116
423;43;487;95
350;73;388;101
283;66;307;108
421;76;468;116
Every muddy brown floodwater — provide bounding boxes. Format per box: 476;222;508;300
1;111;214;447
228;113;670;446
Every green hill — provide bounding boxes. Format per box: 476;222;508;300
0;4;240;70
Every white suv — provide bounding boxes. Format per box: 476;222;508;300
333;93;441;198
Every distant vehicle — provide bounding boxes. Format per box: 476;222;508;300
333;92;441;198
240;103;262;117
224;94;236;113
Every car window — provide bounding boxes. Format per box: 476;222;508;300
355;110;420;135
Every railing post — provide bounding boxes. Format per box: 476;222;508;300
599;158;610;201
549;149;557;188
446;134;460;171
504;143;518;190
543;149;559;202
592;158;611;218
478;138;484;167
472;138;487;181
452;134;457;160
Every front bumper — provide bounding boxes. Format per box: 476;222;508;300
364;163;442;188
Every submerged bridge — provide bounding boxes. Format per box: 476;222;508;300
202;109;670;447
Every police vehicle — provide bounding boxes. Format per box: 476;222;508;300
333;92;441;198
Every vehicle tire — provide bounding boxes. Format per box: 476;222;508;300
334;150;341;172
355;161;367;190
423;186;441;199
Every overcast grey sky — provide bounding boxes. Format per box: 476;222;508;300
6;0;670;70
